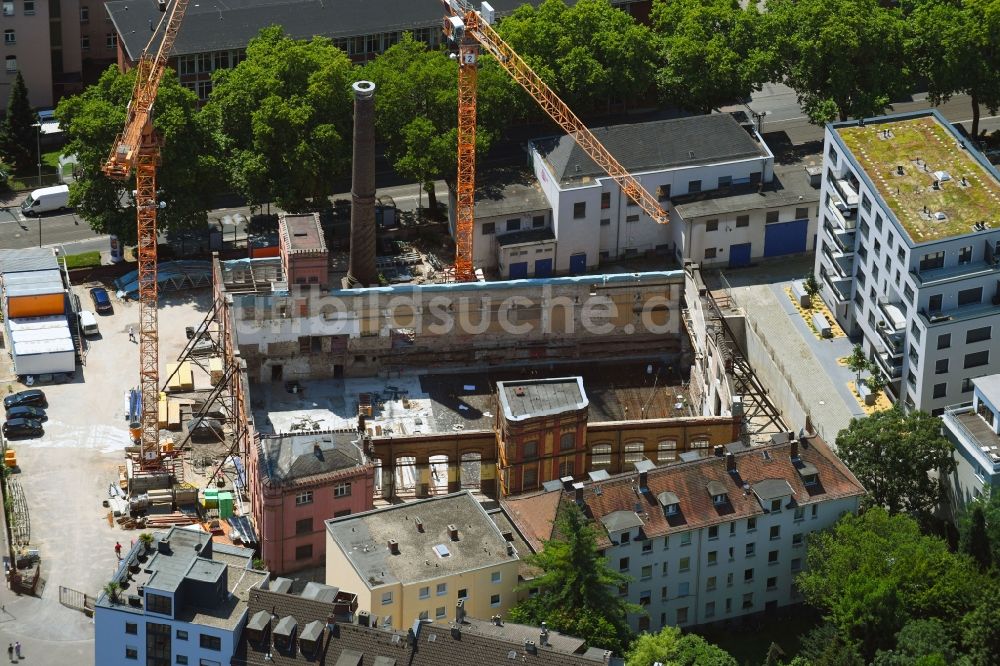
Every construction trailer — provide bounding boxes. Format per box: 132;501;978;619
6;317;76;376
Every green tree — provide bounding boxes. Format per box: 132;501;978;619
797;508;981;658
56;65;223;242
845;344;868;386
0;71;38;173
803;272;820;302
872;618;968;666
626;626;737;666
864;370;888;402
906;0;1000;138
959;491;1000;571
206;26;356;212
651;0;772;114
766;0;911;124
496;0;657;114
508;502;639;654
961;578;1000;666
835;408;956;521
797;623;865;666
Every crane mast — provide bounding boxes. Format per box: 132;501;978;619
441;0;668;281
103;0;190;469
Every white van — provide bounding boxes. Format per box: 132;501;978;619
79;310;99;336
21;185;70;216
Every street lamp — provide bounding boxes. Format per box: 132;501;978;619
31;121;41;187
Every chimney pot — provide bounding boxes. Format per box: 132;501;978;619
388;539;399;555
447;524;459;541
414;516;424;532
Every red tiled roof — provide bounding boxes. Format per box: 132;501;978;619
503;436;865;549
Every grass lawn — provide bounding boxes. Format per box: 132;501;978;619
692;607;823;665
62;250;101;270
42;151;62;170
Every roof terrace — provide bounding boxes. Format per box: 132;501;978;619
836;114;1000;243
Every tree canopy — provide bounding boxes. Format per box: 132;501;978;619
496;0;657;114
796;508;981;658
651;0;772;114
835;408;956;522
0;72;38;173
958;490;1000;572
625;626;737;666
766;0;911;124
508;502;639;654
55;65;223;242
206;26;356;212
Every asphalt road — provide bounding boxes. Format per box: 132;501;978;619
2;86;997;253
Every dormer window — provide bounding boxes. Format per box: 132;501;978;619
796;463;820;487
770;499;782;512
620;531;631;544
803;474;818;487
665;503;679;516
657;491;681;518
713;494;727;506
707;480;728;506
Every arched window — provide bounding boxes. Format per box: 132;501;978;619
591;443;612;468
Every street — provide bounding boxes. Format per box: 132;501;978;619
1;87;997;254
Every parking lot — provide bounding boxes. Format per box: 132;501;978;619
0;284;211;664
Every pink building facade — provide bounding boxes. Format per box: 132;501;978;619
279;213;329;289
251;430;374;575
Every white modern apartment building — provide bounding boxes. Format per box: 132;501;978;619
502;435;864;632
94;526;267;666
944;374;1000;512
814;110;1000;414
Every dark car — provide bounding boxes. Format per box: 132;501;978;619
5;405;46;422
90;287;113;314
3;389;47;410
2;418;43;438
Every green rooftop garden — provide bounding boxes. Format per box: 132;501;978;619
838;116;1000;243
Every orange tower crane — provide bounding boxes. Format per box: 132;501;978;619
103;0;190;468
441;0;668;282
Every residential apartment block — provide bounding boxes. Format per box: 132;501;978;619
503;436;865;632
944;374;1000;511
248;430;374;575
324;491;522;630
94;526;268;666
814;110;1000;413
462;115;819;278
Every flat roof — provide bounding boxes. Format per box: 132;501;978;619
535;114;769;187
3;269;64;297
280;213;327;254
497;377;587;421
834;113;1000;243
325;491;517;588
496;227;556;247
259;430;366;485
973;375;1000;409
672;163;818;219
0;248;59;274
8;316;74;355
475;173;551;219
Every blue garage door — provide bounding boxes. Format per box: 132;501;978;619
729;242;752;268
764;219;809;257
569;253;587;275
509;262;528;279
534;258;553;278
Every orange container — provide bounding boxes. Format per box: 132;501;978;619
6;293;64;318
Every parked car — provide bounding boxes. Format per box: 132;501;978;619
79;310;99;336
3;418;43;438
90;287;113;314
3;389;47;410
5;406;47;422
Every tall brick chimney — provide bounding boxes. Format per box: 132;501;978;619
346;80;377;288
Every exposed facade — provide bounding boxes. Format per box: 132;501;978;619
944;374;1000;512
814;110;1000;413
503;435;865;632
248;430;374;575
324;491;522;631
94;526;267;666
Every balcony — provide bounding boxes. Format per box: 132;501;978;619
944;404;1000;475
824;220;855;254
833;177;859;209
917;299;1000;327
909;259;1000;288
821;268;851;303
872;349;903;379
876;300;906;332
826;196;856;231
822;244;854;279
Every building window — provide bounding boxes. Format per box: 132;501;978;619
522;440;538;459
707;525;718;540
3;30;14;45
794;507;804;521
678;581;690;597
200;635;221;651
625;214;639;224
768;550;779;564
791;558;802;572
490;594;501;607
934;359;949;375
1;1;11;15
532;215;545;228
676;607;688;624
458;588;468;600
937;333;951;350
560;432;575;451
792;532;803;547
81;35;90;50
688;180;701;194
744;568;754;582
106;32;118;48
600;192;611;209
80;5;89;21
175;630;188;640
911;320;922;343
177;657;188;665
482;222;495;236
705;601;716;618
928;294;942;313
293;544;314;561
765;211;780;224
958;287;983;306
795;207;809;220
436;583;447;596
295;518;313;535
624;441;644;465
919;251;945;271
419;586;430;599
656;184;671;201
642;539;652;553
707;550;717;566
706;219;719;232
861;194;872;214
418;610;429;621
522;468;537;490
680;532;692;546
558;459;574;477
679;557;690;572
735;214;749;228
717;175;732;188
435;606;446;619
965;351;989;369
591;443;612;468
573;202;586;219
769;525;780;540
742;593;753;609
600;218;610;227
746;543;756;557
146;593;172;616
747;517;757;532
767;576;778;591
5;56;16;73
619;557;629;571
505;218;521;233
959;246;973;264
932;383;947;399
381;591;393;605
657;440;677;462
962;378;975;393
770;499;782;513
23;0;33;13
196;80;213;101
707;576;717;592
126;622;138;635
334;482;352;498
125;647;138;660
295;491;313;506
704;248;717;260
967;326;991;344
